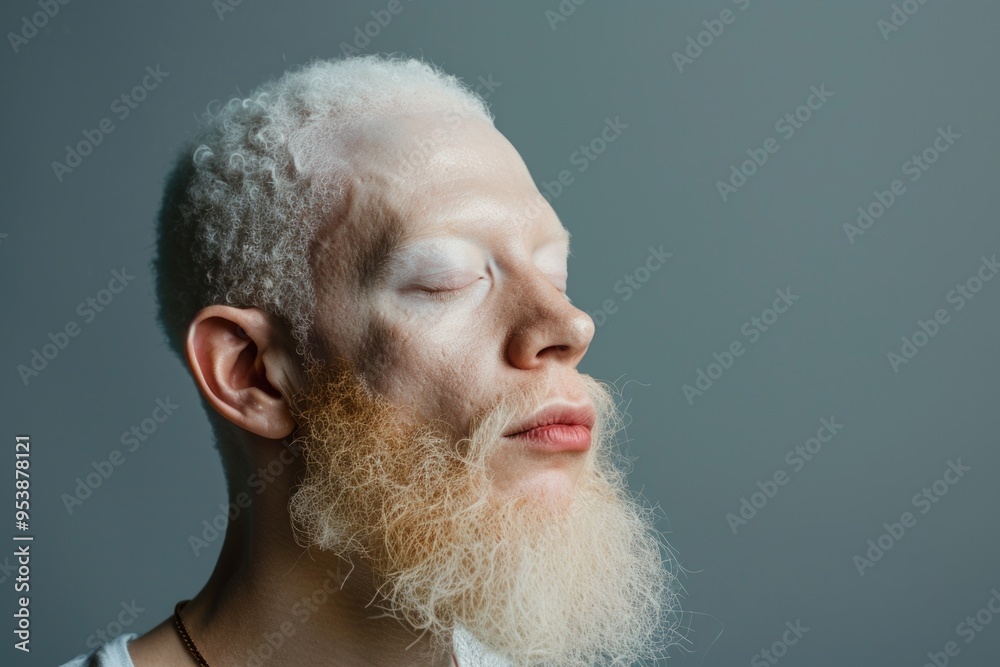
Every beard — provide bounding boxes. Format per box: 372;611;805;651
286;361;683;666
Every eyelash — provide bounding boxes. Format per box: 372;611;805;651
415;277;483;300
421;288;462;300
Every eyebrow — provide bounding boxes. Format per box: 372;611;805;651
556;226;572;255
346;192;412;290
355;213;409;289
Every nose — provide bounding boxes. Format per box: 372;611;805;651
505;272;595;370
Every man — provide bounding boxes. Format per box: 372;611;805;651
62;54;683;667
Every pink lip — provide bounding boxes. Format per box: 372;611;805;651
506;423;592;452
502;403;596;453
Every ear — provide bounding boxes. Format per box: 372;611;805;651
185;305;303;440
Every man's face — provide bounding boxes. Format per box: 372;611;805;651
306;106;597;499
286;103;677;664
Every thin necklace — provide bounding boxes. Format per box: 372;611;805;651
172;599;460;666
172;600;210;666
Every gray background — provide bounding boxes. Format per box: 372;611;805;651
2;1;998;665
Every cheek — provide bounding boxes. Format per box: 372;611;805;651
362;321;498;431
354;314;406;393
354;314;447;402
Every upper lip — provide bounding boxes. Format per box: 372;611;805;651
502;402;597;437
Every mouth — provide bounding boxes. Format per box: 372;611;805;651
502;403;596;453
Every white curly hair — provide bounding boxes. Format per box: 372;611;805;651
153;54;494;485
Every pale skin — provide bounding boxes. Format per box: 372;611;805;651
128;108;597;666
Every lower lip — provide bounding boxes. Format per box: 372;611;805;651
505;424;592;452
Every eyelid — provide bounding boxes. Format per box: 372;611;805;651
395;237;570;299
393;240;486;283
410;270;483;291
409;276;485;301
535;246;568;292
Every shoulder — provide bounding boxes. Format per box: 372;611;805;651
59;632;138;667
452;625;512;667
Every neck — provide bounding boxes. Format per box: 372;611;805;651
182;444;455;667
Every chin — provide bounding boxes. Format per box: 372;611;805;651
493;465;583;507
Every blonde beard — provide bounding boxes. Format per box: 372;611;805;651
286;363;682;666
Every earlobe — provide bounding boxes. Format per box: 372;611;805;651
185;306;299;440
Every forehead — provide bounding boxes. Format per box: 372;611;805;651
308;110;569;290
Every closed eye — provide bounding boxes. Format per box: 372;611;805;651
412;276;485;299
419;288;462;300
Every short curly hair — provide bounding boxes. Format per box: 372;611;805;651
155;54;493;364
153;54;494;491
